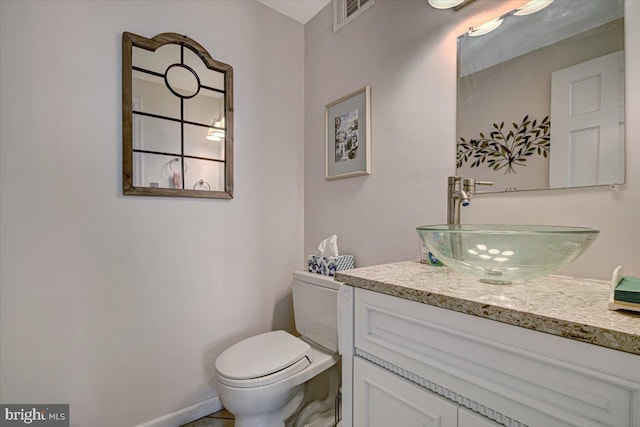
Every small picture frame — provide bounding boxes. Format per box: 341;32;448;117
325;85;371;180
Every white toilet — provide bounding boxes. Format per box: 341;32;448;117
215;271;340;427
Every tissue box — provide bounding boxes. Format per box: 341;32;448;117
307;255;355;276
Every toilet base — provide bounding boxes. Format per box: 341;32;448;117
235;413;284;427
232;386;303;427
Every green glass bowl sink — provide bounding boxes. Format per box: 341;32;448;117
417;224;599;284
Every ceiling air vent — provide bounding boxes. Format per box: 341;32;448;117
333;0;374;33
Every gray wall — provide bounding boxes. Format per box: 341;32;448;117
0;1;304;426
304;0;640;280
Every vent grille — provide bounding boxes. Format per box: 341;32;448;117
334;0;374;32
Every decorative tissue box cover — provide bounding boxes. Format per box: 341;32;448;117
307;255;355;276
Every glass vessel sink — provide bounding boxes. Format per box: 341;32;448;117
417;224;599;284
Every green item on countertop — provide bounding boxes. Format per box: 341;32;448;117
427;251;445;267
614;276;640;303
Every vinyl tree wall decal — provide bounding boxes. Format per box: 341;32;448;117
457;115;550;174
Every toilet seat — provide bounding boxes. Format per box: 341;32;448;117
217;356;311;388
215;331;313;388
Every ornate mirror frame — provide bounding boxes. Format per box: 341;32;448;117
122;32;234;199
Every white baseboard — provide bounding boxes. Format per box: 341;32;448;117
134;396;223;427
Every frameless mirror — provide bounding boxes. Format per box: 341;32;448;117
123;32;233;199
456;0;624;193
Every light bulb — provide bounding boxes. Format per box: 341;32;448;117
468;18;503;37
514;0;553;16
428;0;465;9
206;115;225;142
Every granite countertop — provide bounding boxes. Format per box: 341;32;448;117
335;261;640;356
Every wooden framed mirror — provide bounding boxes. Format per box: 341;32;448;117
122;32;233;199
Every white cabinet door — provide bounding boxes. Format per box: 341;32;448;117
353;357;457;427
458;407;502;427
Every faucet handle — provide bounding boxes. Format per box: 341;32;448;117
448;175;462;185
463;178;493;194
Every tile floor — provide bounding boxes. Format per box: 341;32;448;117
180;409;234;427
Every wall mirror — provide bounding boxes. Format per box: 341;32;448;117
456;0;624;193
122;32;233;199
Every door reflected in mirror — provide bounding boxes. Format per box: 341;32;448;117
456;0;624;193
123;32;233;199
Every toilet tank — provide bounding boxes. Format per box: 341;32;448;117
292;271;340;353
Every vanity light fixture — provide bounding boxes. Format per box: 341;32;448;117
514;0;554;16
468;17;503;36
428;0;475;11
206;116;225;142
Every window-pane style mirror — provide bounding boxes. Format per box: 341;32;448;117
123;32;233;199
456;0;624;193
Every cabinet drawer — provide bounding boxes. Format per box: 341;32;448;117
353;357;457;427
354;288;639;427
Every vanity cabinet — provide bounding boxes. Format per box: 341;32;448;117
353;357;458;427
338;285;640;427
354;356;498;426
459;408;503;427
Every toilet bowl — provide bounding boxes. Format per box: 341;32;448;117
215;271;340;427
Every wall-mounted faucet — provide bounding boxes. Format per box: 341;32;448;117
447;176;493;225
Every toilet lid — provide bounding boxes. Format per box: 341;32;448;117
215;330;312;380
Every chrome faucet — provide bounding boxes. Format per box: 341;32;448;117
447;176;493;225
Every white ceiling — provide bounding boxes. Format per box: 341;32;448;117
257;0;331;24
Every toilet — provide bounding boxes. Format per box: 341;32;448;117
215;271;340;427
